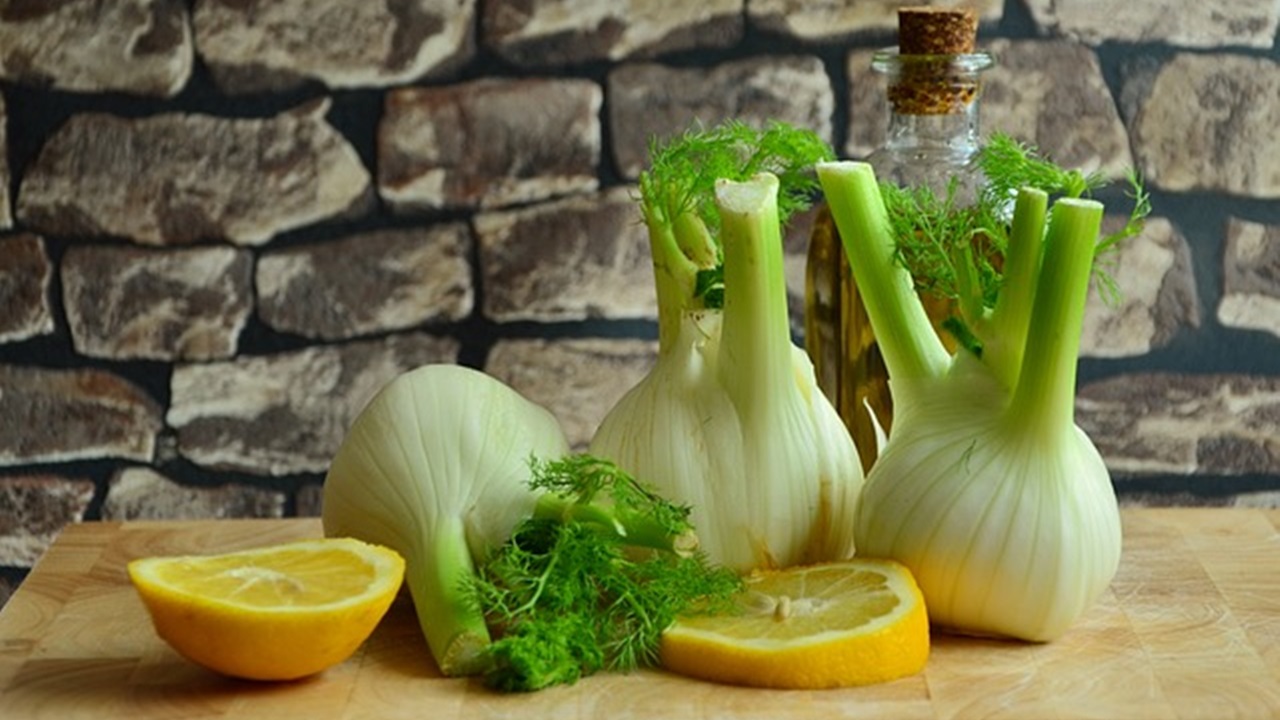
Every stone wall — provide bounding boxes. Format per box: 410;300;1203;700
1;0;1279;603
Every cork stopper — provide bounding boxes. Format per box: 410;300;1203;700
897;6;978;55
885;6;985;115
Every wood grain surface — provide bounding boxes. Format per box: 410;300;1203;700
1;509;1278;719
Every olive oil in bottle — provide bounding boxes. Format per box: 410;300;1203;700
805;7;994;471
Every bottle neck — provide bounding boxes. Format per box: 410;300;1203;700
883;104;982;164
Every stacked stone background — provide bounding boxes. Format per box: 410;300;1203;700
1;0;1278;605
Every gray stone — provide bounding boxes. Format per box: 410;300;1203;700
1123;53;1280;198
17;100;372;246
749;0;1003;43
379;79;601;211
1077;373;1280;477
0;92;9;228
474;187;655;323
295;483;324;517
1081;217;1200;358
609;56;834;180
100;466;285;520
1218;217;1280;339
847;39;1133;178
62;244;252;361
0;0;191;96
193;0;475;94
0;475;96;567
482;0;742;67
258;223;473;340
486;338;658;449
0;366;162;466
167;335;459;476
1023;0;1279;49
0;234;54;344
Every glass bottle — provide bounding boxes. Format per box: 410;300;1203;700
805;8;994;471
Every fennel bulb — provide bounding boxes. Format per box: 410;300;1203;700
589;123;863;572
817;161;1124;641
322;363;569;675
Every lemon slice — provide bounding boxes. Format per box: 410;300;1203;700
660;558;929;689
128;537;405;681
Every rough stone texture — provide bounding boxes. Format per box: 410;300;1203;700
0;234;54;344
749;0;1003;43
100;466;285;520
1081;217;1200;358
167;335;459;476
1118;491;1280;509
1023;0;1280;49
474;187;655;323
0;475;96;567
0;92;9;229
62;244;252;361
0;0;191;96
486;338;657;449
17;100;372;246
0;574;14;609
258;224;474;340
1218;217;1280;340
610;56;834;180
379;79;601;212
1123;53;1280;198
847;40;1133;178
193;0;475;94
482;0;743;67
1077;373;1280;477
0;366;162;466
295;482;324;518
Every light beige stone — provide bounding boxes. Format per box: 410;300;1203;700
1081;217;1199;358
0;0;191;96
1124;53;1280;198
486;338;657;449
482;0;742;66
1218;217;1280;339
0;234;54;344
193;0;475;93
17;100;372;246
0;475;96;566
750;0;1003;42
474;187;656;322
168;335;458;476
1023;0;1279;49
257;224;474;340
101;466;285;520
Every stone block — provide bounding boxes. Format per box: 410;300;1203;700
609;56;834;180
167;335;459;476
193;0;475;93
1081;217;1200;358
0;474;96;567
62;244;252;361
100;466;285;520
0;0;191;96
1023;0;1279;49
379;79;600;211
1123;53;1280;198
482;0;742;67
1218;217;1280;339
749;0;1002;43
17;100;372;246
258;224;474;340
0;234;54;344
0;366;162;466
486;338;658;449
0;92;9;229
1077;373;1280;477
474;187;655;323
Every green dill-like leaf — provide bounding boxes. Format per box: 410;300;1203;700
473;456;744;692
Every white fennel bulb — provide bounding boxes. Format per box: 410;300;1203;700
322;364;569;675
818;160;1125;641
589;123;863;572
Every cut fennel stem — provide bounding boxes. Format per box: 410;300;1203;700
816;161;1122;642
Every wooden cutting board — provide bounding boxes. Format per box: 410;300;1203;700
1;509;1278;719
